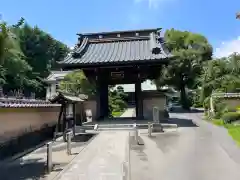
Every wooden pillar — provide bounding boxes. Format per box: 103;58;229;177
72;103;76;136
57;105;63;132
135;80;143;119
96;80;101;120
103;83;109;118
96;79;109;120
63;103;67;142
99;83;109;120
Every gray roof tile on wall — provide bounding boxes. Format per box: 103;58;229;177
0;98;61;108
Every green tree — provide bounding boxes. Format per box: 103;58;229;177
0;18;69;97
16;23;69;96
109;86;127;115
199;53;240;108
0;19;33;91
59;70;96;96
155;29;213;109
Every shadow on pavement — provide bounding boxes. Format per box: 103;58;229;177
0;157;70;180
170;108;204;114
0;158;46;180
72;133;95;142
162;118;198;127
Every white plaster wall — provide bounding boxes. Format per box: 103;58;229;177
143;97;166;120
51;84;56;96
46;82;58;100
46;86;51;100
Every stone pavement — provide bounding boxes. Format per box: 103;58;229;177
130;112;240;180
55;131;130;180
186;112;240;164
0;136;88;180
120;108;136;117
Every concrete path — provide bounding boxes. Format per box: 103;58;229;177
186;112;240;164
130;112;240;180
120;108;136;117
55;131;129;180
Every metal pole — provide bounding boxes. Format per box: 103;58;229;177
148;122;152;137
67;132;72;155
47;142;52;173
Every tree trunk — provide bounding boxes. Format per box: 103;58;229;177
57;105;63;132
180;84;190;110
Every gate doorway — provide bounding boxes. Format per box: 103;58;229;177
59;28;172;121
109;84;136;118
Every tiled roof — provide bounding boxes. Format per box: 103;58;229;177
46;70;73;82
49;91;88;103
0;98;61;108
59;28;172;66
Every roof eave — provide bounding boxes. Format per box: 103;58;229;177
78;28;162;36
59;57;172;69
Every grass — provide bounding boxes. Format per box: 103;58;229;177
228;125;240;146
212;119;225;126
210;118;240;146
111;111;124;117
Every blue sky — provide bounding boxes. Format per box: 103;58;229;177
1;0;240;57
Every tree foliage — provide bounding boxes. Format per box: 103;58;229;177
0;17;69;98
155;29;213;109
199;53;240;106
109;86;127;114
0;20;32;90
59;70;96;96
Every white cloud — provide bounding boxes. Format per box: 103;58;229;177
215;36;240;58
134;0;172;9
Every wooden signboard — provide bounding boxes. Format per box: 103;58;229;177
111;71;124;79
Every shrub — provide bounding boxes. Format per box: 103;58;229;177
212;119;224;126
222;112;240;124
225;106;237;112
237;106;240;112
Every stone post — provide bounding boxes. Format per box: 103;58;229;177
148;122;152;137
133;123;138;142
153;107;160;123
47;142;53;173
67;132;72;155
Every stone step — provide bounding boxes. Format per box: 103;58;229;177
80;123;177;131
97;128;134;131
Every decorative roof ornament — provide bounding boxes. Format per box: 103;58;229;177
237;12;240;19
150;32;161;54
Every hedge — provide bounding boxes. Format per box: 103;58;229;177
222;112;240;124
